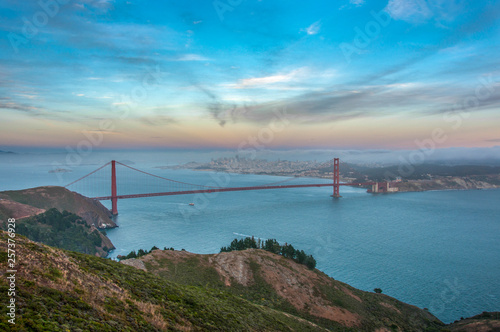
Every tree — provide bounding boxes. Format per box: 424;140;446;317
374;288;383;294
295;250;307;264
304;255;316;270
264;239;281;254
280;244;295;259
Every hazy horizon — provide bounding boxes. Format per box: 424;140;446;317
2;146;500;167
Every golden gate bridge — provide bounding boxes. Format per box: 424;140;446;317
64;158;388;215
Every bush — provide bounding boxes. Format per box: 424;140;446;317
374;288;383;294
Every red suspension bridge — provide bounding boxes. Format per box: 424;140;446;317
65;158;390;215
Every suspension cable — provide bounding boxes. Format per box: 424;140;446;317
64;162;111;188
115;161;225;189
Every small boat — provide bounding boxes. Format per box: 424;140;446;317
189;203;195;206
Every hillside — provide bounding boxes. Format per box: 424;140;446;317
446;312;500;331
1;232;498;331
395;176;500;192
6;208;114;257
0;186;116;229
0;231;343;331
345;164;500;182
0;199;45;220
121;248;444;331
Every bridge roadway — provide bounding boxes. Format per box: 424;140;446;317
92;182;376;200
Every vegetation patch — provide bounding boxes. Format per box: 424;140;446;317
118;246;159;260
0;208;107;256
220;237;317;269
0;231;328;331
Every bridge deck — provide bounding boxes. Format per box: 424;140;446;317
92;182;375;200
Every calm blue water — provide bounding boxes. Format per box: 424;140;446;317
1;151;499;324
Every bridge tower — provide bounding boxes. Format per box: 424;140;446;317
332;158;341;198
111;160;118;215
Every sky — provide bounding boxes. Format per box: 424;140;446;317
0;0;499;152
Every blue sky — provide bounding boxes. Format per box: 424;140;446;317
0;0;499;149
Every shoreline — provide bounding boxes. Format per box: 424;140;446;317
161;166;500;194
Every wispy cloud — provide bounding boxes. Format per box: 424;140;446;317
75;0;115;12
350;0;365;6
304;21;321;35
227;68;310;89
0;99;43;115
140;115;178;126
385;0;467;25
176;54;210;61
385;0;433;23
204;78;500;127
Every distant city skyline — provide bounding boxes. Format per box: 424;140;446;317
0;0;499;150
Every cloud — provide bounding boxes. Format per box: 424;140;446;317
0;99;44;115
349;0;365;6
385;0;433;23
486;139;500;143
228;68;309;89
112;56;157;65
385;0;469;25
204;77;500;127
176;54;210;61
139;115;178;126
305;21;321;35
76;0;115;12
240;74;294;86
432;89;500;115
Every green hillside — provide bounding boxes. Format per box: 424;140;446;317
123;244;444;331
8;208;111;256
0;231;334;331
0;186;116;229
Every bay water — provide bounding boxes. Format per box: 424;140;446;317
1;150;499;324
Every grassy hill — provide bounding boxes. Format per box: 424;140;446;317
122;247;444;331
446;312;500;331
0;186;116;229
1;231;498;331
0;231;340;331
0;187;116;257
6;208;113;257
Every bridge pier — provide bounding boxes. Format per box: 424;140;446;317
369;182;398;193
331;158;342;198
111;160;118;215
